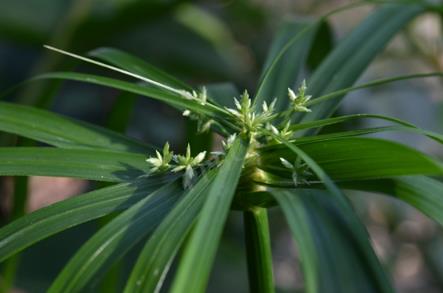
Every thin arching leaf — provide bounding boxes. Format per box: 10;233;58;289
124;169;217;293
0;101;152;153
89;47;192;91
171;137;249;293
255;20;318;110
306;20;334;71
0;147;150;182
300;3;424;123
293;126;443;145
32;72;232;128
48;181;183;293
270;135;393;293
307;72;443;108
272;188;392;293
0;176;173;262
342;176;443;226
259;137;443;181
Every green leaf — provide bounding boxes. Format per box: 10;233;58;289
291;113;443;144
89;47;192;91
294;126;443;145
171;137;249;293
0;147;150;182
342;176;443;226
306;20;334;71
307;72;443;108
48;181;183;293
0;102;151;153
271;188;392;293
124;169;217;293
0;176;172;262
259;137;443;181
268;134;392;293
301;3;424;122
31;72;231;128
255;20;318;110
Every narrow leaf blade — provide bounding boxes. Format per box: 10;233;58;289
0;101;151;153
48;181;183;293
0;147;150;182
124;169;217;293
171;137;249;293
0;176;171;262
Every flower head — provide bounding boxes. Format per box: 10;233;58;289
288;80;312;113
172;144;206;188
146;142;174;172
225;90;277;138
280;156;313;187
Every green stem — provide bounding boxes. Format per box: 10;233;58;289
243;208;275;293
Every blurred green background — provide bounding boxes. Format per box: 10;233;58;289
0;0;442;292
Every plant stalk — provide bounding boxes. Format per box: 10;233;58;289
243;207;275;293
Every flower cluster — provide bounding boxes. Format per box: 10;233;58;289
146;143;206;188
181;87;214;133
288;80;311;113
149;81;314;188
280;157;313;187
145;142;174;173
225;90;277;139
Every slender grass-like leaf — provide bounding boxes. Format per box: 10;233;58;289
272;188;392;293
259;137;443;181
306;20;334;71
43;45;188;98
32;72;231;127
0;102;151;153
48;181;183;293
0;147;150;182
255;20;318;111
89;47;192;91
0;176;173;262
124;169;217;293
171;137;248;293
307;72;443;107
301;3;424;122
342;176;443;226
293;126;443;145
269;134;393;292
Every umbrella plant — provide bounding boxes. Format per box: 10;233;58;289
1;1;443;292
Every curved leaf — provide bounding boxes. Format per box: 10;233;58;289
255;20;318;111
89;47;192;91
301;3;424;123
32;72;231;128
259;138;443;181
307;72;443;108
0;176;172;263
294;126;443;145
0;147;149;182
171;137;249;293
124;169;217;293
342;176;443;226
272;188;392;293
48;181;182;293
0;102;151;153
269;134;392;293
